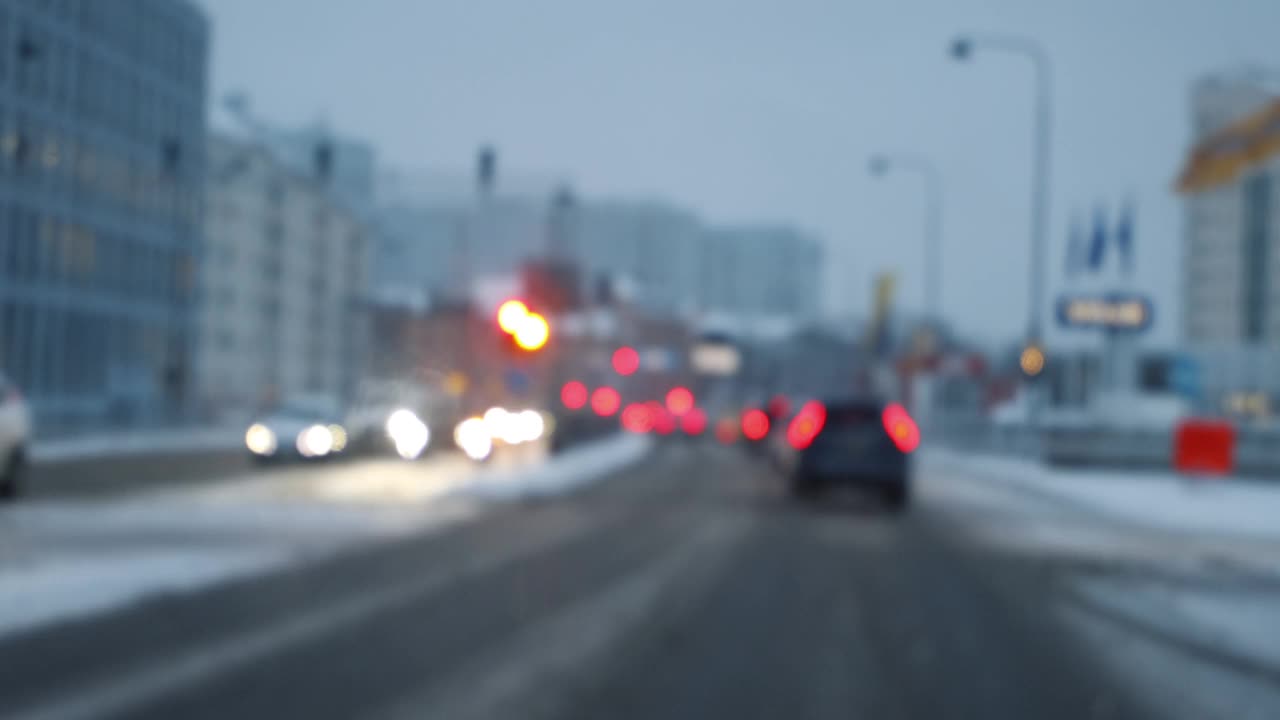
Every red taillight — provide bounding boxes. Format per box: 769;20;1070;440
591;387;621;417
560;381;588;410
681;407;707;435
786;401;826;450
881;403;920;453
621;403;654;433
741;408;770;441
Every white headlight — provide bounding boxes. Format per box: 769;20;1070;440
386;409;429;460
454;417;492;461
245;424;277;455
297;424;334;457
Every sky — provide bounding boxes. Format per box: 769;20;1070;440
196;0;1280;349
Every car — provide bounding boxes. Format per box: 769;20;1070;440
0;371;32;501
775;397;919;511
244;394;349;464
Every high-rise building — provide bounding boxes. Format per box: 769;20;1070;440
1176;67;1280;415
0;0;209;431
197;134;369;419
700;225;823;323
573;200;703;317
1180;68;1280;344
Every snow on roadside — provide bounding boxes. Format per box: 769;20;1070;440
0;434;650;638
922;448;1280;543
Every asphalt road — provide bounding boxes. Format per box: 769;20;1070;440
3;441;1267;720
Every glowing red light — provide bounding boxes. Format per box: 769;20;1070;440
665;387;695;416
741;408;770;441
714;418;739;445
881;403;921;453
621;403;654;433
591;386;621;417
681;407;708;435
612;346;640;376
767;394;791;420
653;407;676;435
787;401;827;450
560;380;588;410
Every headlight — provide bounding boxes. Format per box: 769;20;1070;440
297;424;334;457
245;424;278;455
386;409;429;460
454;417;492;461
328;424;348;452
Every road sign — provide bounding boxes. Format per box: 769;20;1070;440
504;368;530;396
1056;293;1154;333
1170;355;1202;400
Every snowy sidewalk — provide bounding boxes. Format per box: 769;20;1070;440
922;448;1280;542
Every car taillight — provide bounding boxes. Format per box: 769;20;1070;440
786;401;827;450
882;403;920;453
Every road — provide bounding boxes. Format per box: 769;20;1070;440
2;440;1278;720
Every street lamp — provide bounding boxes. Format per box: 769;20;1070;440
951;32;1053;420
868;153;943;325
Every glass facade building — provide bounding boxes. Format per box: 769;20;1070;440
0;0;209;432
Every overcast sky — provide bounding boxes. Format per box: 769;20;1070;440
197;0;1280;348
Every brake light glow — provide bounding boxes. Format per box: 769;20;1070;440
560;380;588;410
881;403;920;453
741;408;770;441
591;387;621;417
786;401;827;450
681;407;707;435
621;403;654;433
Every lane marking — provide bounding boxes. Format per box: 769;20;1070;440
380;510;752;720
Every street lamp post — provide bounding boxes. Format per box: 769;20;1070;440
951;33;1053;421
869;153;943;326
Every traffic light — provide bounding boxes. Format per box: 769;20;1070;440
495;298;550;353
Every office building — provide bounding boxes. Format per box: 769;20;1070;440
1176;67;1280;415
700;225;823;323
0;0;209;431
197;134;369;419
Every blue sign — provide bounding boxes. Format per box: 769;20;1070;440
1056;292;1154;333
1170;355;1201;400
504;368;531;396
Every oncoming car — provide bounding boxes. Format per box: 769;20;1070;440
245;395;349;464
775;397;919;511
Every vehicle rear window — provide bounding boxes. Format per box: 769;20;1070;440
825;405;881;426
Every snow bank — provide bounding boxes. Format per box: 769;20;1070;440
922;448;1280;542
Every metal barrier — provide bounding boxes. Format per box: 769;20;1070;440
930;414;1280;478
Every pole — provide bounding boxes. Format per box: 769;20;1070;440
869;154;944;325
952;33;1053;426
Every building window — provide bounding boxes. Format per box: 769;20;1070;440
1242;172;1271;342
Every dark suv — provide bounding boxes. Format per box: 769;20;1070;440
778;397;918;511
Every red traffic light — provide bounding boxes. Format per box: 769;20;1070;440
612;346;640;376
591;386;621;417
560;380;588;410
665;387;694;416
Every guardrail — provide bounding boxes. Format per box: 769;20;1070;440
929;416;1280;478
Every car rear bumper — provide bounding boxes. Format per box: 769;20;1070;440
799;457;909;486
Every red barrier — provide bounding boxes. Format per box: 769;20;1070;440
1173;419;1235;476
